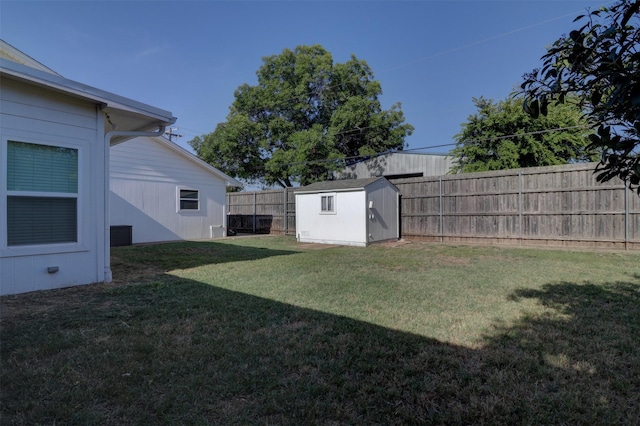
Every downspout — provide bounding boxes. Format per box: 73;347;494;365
397;191;401;241
102;126;167;282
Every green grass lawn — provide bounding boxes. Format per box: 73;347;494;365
2;236;639;424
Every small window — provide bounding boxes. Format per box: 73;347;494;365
179;189;199;211
6;141;78;246
320;194;335;213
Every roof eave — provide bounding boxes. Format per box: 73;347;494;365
294;187;367;194
294;177;393;193
0;59;175;125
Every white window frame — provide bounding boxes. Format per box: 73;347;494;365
2;135;84;256
177;187;200;212
320;193;336;214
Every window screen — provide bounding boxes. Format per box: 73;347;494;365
321;195;334;212
179;189;199;210
8;142;77;192
7;197;77;245
6;141;78;246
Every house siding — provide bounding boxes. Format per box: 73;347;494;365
110;137;228;243
1;78;105;295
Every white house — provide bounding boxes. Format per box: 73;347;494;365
295;177;400;247
110;136;241;244
0;40;176;295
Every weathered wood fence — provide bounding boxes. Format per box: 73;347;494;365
395;163;639;250
227;189;296;235
227;163;640;250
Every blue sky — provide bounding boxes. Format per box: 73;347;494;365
1;0;607;156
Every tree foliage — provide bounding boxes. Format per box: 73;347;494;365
190;45;413;187
450;96;595;173
521;0;640;192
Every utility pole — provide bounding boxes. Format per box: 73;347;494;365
165;127;183;142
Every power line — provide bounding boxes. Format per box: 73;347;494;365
404;124;591;153
164;127;183;142
378;6;607;73
203;5;601;136
453;125;590;146
266;124;592;169
216;5;608;129
181;4;606;161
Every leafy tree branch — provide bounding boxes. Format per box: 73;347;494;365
451;95;595;173
521;0;640;192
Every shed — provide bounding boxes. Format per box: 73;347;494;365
110;136;242;245
295;177;400;247
1;40;176;295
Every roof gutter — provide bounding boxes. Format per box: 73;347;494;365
102;125;168;283
0;59;174;123
1;53;177;284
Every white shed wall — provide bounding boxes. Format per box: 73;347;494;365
110;137;228;243
1;78;105;295
296;190;367;246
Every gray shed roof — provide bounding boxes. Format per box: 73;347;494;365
295;177;396;193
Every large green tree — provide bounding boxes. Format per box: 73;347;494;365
521;0;640;191
450;95;595;173
190;45;413;187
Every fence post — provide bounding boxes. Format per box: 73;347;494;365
253;192;257;234
439;176;443;243
625;180;629;250
226;192;230;234
283;188;288;235
518;170;523;245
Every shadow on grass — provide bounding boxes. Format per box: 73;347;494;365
110;240;299;283
1;263;639;423
483;280;640;422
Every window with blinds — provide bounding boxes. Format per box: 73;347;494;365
179;188;199;211
6;141;78;246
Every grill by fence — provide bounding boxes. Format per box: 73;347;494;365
227;163;640;250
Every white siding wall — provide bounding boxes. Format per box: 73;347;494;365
110;137;228;244
1;78;105;295
295;191;367;246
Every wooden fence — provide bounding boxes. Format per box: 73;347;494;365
395;163;639;250
227;163;640;250
227;189;296;235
